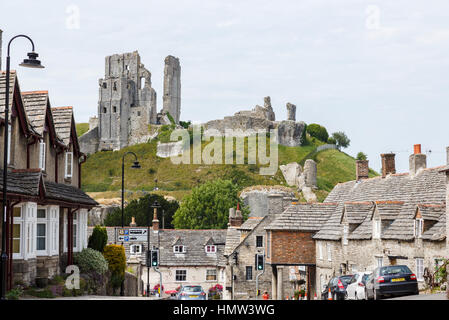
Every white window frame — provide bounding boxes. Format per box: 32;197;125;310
327;243;332;262
12;206;23;259
373;219;381;239
205;245;216;253
416;258;424;281
36;207;48;256
343;225;349;245
7;125;11;165
65;152;73;179
48;206;59;256
64;210;81;253
173;245;186;253
414;219;423;238
175;269;187;282
39;141;46;171
206;269;217;281
376;257;383;268
130;244;143;255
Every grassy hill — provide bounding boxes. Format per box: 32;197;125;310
76;123;89;137
79;127;378;203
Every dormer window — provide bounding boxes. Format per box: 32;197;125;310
173;245;186;253
39;141;46;171
205;245;216;253
414;218;423;238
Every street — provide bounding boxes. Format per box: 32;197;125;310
386;292;447;300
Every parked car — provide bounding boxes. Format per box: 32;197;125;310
365;265;418;300
176;285;207;300
321;275;353;300
345;272;372;300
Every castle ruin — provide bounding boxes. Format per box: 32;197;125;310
80;51;181;154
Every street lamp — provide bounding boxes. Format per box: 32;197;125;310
147;200;160;297
1;34;44;300
120;151;140;296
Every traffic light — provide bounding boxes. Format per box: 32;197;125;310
151;249;159;267
256;254;264;271
145;250;151;267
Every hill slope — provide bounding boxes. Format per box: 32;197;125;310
80;131;377;203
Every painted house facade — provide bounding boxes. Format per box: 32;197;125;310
0;71;97;289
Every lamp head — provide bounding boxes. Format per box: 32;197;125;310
19;52;44;69
131;161;141;169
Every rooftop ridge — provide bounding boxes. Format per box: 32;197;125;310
375;200;404;205
417;203;445;208
12;168;41;173
22;90;48;95
344;201;373;205
52;106;73;110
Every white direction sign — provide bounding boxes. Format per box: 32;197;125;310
117;228;148;242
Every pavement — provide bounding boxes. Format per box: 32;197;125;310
20;295;161;300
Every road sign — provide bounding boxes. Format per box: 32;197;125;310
117;228;148;242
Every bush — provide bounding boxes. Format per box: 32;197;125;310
88;225;108;252
356;152;367;161
74;248;109;275
103;245;126;290
327;137;336;145
25;288;54;299
6;287;23;300
306;123;329;142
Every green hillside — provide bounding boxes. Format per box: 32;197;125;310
80;131;378;203
76;123;89;137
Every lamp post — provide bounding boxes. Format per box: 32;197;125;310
147;200;160;297
1;34;44;300
120;151;140;296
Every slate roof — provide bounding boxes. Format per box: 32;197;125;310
44;181;98;206
51;106;73;145
224;227;241;256
21;91;49;135
344;202;374;224
418;204;444;221
150;229;227;267
238;217;263;231
314;167;446;241
0;169;42;196
265;203;337;231
0;71;17;118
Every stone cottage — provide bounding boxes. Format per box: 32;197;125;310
0;71;97;290
313;145;447;295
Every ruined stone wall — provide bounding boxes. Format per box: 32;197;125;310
240;187;294;218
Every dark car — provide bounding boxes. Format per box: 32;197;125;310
321;275;353;300
365;265;418;300
176;285;207;300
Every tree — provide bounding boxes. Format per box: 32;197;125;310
332;131;350;149
327;137;336;145
173;179;249;229
356;152;367;161
104;193;179;228
306;123;329;142
88;225;108;252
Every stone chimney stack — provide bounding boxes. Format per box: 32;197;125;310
356;160;369;181
152;207;159;231
409;144;427;175
267;194;284;215
381;153;396;178
130;216;137;227
229;206;243;227
286;103;296;121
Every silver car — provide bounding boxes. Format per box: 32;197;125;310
177;285;207;300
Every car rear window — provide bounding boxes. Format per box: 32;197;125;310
340;276;353;284
183;286;202;292
380;266;411;276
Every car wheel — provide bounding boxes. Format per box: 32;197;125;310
355;292;358;300
344;292;348;300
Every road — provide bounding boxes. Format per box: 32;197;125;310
386;292;446;300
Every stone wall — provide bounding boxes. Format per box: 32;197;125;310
162;56;181;124
240;186;295;217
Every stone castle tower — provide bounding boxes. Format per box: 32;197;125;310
162;55;181;124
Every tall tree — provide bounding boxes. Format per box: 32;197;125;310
173;179;248;229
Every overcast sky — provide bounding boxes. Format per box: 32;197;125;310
1;0;449;173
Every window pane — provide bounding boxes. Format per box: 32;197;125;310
37;224;46;236
37;237;45;250
13;239;20;254
13;224;21;238
13;207;21;218
37;209;46;219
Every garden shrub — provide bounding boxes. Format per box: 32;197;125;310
6;287;23;300
88;225;108;252
306;123;329;142
103;244;126;290
74;248;109;275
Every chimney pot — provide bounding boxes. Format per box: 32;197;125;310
355;160;369;181
414;144;421;155
381;153;396;178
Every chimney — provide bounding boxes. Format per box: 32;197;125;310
409;144;426;175
355;160;369;181
130;216;137;227
228;207;235;226
381;153;396;178
229;205;243;227
152;207;159;231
